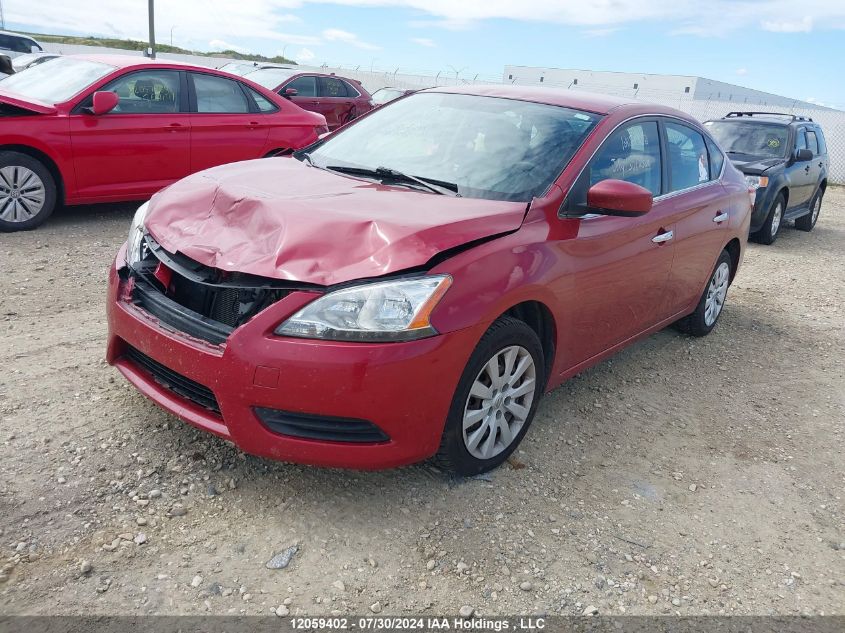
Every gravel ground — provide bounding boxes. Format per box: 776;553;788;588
0;188;843;617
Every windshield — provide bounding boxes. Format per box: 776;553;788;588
218;62;259;76
704;121;789;159
303;92;601;202
246;68;299;90
0;57;113;104
372;88;403;104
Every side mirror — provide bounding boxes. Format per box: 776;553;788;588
282;88;298;99
587;179;653;217
794;148;813;162
90;91;119;115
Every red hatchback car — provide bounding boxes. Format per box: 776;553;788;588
0;55;327;231
106;86;751;475
242;68;373;130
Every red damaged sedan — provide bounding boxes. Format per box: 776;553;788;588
0;55;326;231
106;86;751;475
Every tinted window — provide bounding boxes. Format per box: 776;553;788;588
286;75;317;97
342;80;360;97
815;127;827;154
705;121;789;158
587;121;662;196
806;130;819;155
249;88;277;112
795;128;807;150
104;70;181;114
0;34;38;54
321;77;348;98
306;92;600;202
665;122;710;191
706;138;725;180
193;74;249;113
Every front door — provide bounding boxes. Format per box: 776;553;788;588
556;119;677;366
282;75;325;121
68;69;190;200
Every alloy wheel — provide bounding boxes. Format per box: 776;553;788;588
770;201;783;238
0;166;46;223
462;345;536;460
704;262;730;327
811;196;821;224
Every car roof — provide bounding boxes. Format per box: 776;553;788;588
67;54;210;71
423;84;673;115
0;30;39;40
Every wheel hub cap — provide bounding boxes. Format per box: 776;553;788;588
704;262;730;327
0;165;46;223
462;345;537;460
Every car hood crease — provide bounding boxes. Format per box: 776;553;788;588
144;158;529;286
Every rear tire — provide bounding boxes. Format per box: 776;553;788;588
675;250;732;337
0;151;57;232
795;189;823;232
433;316;545;476
750;192;784;245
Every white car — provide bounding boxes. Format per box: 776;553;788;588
0;30;43;59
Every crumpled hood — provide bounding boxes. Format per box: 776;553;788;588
729;156;783;175
0;91;57;115
145;158;528;286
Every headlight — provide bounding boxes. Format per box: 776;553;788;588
744;175;769;191
275;275;453;342
125;201;150;266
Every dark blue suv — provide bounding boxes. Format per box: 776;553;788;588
704;112;828;244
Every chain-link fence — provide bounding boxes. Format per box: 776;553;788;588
38;42;845;184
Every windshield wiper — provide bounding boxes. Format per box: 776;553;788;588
325;165;459;196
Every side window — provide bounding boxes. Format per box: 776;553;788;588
795;127;807;151
248;88;278;113
806;130;819;156
193;74;249;113
706;137;725;180
102;70;181;114
565;120;661;212
815;128;827;155
342;80;360;97
665;121;710;192
321;77;348;98
285;75;317;97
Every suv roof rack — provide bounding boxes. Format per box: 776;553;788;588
724;111;813;123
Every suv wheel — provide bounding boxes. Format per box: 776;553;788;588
434;316;545;476
751;192;785;245
0;151;57;232
795;189;823;232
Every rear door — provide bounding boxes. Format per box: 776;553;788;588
318;76;355;130
68;69;190;200
786;126;815;208
804;128;824;199
659;119;731;314
187;72;270;172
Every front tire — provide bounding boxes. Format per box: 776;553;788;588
795;189;823;232
0;151;57;232
750;192;784;245
434;316;545;476
675;250;732;337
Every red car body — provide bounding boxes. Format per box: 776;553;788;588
106;86;751;471
239;68;374;130
0;55;326;215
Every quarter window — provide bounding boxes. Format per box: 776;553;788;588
286;75;317;97
193;74;249;113
342;80;361;97
706;138;725;180
248;88;277;112
587;121;662;196
665;121;710;192
102;70;181;114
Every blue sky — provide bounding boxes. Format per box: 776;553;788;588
7;0;845;108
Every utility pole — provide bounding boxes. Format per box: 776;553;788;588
1;0;5;30
147;0;156;59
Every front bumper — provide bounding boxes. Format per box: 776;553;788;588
106;252;481;469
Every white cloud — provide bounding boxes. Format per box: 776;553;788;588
410;37;436;47
583;28;619;37
295;47;316;62
322;28;381;50
762;16;813;32
735;67;748;76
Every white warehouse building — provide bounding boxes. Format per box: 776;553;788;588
503;66;831;110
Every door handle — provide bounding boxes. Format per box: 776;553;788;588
805;165;811;173
713;211;729;224
652;230;674;244
167;122;183;132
